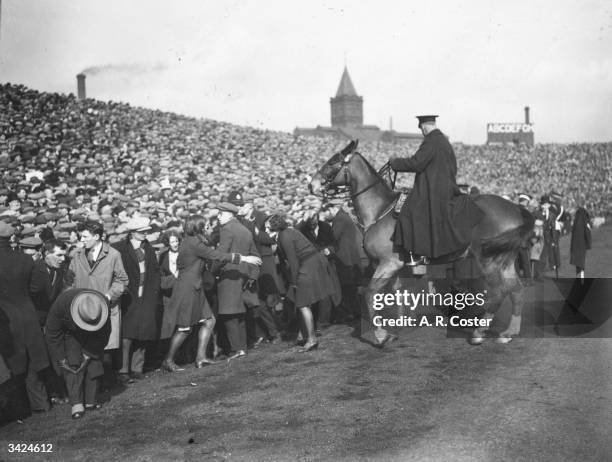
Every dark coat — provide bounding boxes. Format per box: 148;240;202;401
297;220;336;252
239;212;283;298
390;129;484;258
29;259;65;326
159;249;178;310
214;218;260;314
161;235;234;338
114;239;161;341
570;207;592;269
0;240;49;376
45;288;111;377
331;209;369;285
276;228;341;307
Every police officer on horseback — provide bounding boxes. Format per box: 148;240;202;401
389;115;484;265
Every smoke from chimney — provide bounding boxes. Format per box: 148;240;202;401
77;74;86;100
524;106;530;124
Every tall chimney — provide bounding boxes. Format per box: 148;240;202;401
524;106;530;124
77;73;86;100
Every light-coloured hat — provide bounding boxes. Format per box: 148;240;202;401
70;290;109;332
0;221;15;238
125;216;152;232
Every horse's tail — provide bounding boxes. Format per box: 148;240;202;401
480;206;534;267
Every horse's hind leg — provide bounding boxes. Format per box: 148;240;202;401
497;282;524;343
364;258;403;346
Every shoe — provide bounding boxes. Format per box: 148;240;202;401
227;350;247;362
161;359;185;372
298;341;319;353
72;411;84;420
85;403;102;411
117;373;134;384
252;337;266;348
51;396;69;405
195;358;217;368
130;372;145;381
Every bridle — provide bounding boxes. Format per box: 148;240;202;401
317;151;395;200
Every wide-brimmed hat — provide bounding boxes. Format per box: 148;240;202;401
70;290;109;332
125;216;152;232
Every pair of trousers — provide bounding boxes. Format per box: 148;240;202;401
63;359;102;407
119;340;146;374
221;314;247;352
25;364;50;412
252;304;279;338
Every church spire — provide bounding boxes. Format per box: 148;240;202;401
335;66;358;97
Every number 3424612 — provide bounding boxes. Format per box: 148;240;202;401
7;443;53;453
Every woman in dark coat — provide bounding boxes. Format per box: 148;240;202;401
570;207;592;279
160;215;261;372
265;214;339;352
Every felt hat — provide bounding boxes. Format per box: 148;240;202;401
70;290;109;332
125;216;152;232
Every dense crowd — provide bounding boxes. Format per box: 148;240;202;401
0;82;606;425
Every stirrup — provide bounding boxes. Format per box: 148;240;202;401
406;252;426;266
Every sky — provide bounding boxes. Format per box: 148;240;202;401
1;0;611;144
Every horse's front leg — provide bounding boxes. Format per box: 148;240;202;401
365;259;403;346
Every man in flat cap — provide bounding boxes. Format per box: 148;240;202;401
389;115;483;264
113;216;160;382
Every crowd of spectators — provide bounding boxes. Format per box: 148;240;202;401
0;82;610;425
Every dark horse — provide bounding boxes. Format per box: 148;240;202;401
309;140;534;346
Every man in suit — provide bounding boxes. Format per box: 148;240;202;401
213;202;260;360
29;238;69;404
390;115;483;264
113;216;161;382
45;288;111;419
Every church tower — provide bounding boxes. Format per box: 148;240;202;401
330;67;363;127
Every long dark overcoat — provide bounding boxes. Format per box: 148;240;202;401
114;239;161;341
570;207;592;269
160;235;234;338
0;240;49;376
331;209;369;285
214;219;260;314
390;129;484;258
30;259;65;326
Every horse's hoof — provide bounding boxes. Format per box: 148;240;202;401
469;335;485;345
495;335;513;344
376;333;398;348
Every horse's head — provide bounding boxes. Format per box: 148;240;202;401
309;140;359;196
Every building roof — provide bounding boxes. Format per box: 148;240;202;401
335;67;358;97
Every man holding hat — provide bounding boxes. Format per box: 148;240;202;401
213;200;260;360
389;115;483;264
45;288;111;419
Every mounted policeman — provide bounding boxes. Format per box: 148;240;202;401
389;115;484;265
